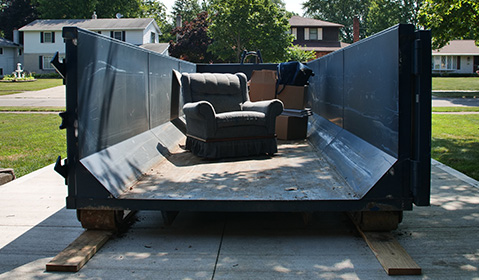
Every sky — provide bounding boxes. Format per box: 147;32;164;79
161;0;305;17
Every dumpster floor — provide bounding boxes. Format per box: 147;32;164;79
122;140;357;201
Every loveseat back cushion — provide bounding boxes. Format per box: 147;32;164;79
183;73;248;113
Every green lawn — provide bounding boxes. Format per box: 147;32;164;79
0;79;63;95
432;114;479;181
0;113;66;177
432;77;479;91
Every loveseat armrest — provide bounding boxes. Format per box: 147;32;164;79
183;101;216;121
242;100;284;117
183;101;217;138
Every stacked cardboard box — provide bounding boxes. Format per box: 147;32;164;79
248;70;277;101
248;70;310;140
276;84;310;140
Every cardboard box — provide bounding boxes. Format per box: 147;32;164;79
275;114;308;140
276;85;307;110
248;70;277;102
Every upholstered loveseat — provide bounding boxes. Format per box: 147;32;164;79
181;72;283;159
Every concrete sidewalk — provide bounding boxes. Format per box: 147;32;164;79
0;86;65;107
0;161;478;279
432;96;479;107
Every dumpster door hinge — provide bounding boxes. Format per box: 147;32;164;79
50;52;66;79
54;156;68;180
413;39;421;76
59;111;68;130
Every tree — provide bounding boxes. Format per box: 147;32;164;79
365;0;422;36
169;11;216;63
95;0;142;18
172;0;202;23
34;0;97;19
303;0;369;43
0;0;38;40
208;0;293;63
285;45;316;62
33;0;142;19
419;0;479;49
140;0;170;41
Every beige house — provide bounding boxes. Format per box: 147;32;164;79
432;40;479;74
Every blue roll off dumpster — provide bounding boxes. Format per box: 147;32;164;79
53;24;431;231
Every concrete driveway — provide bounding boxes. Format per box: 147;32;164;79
0;86;65;107
0;161;478;279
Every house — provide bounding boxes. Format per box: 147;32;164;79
0;37;23;78
432;40;479;74
18;17;162;74
288;15;349;59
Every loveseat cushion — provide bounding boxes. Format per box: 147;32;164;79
215;111;266;128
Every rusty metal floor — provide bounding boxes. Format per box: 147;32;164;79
121;140;358;201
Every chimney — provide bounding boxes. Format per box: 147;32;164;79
175;14;182;42
353;16;360;43
176;14;182;28
13;29;19;44
92;11;97;19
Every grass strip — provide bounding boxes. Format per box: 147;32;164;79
0;106;65;112
0;113;66;177
0;79;63;95
432;106;479;112
432;114;479;181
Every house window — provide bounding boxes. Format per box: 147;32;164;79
113;31;122;40
150;32;156;43
433;55;459;70
309;28;318;40
39;55;63;70
0;68;3;75
40;32;55;43
304;28;323;41
111;31;125;41
18;49;22;56
0;48;3;54
289;28;297;40
42;55;54;70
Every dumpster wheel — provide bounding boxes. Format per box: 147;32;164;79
351;211;403;232
77;209;126;231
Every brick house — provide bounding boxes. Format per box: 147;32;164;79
289;16;349;59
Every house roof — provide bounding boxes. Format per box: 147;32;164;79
289;16;343;28
19;18;158;32
432;40;479;55
140;43;170;55
0;37;21;48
